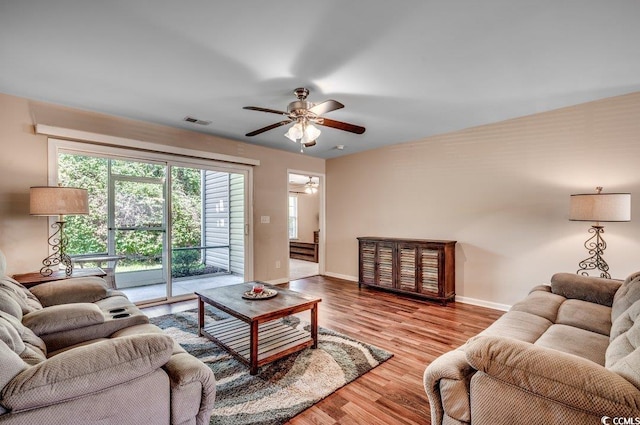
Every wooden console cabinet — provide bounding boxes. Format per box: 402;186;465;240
358;237;456;304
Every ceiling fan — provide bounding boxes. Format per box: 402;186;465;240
243;88;365;151
304;176;318;194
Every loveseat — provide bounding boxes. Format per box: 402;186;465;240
0;250;216;425
424;272;640;424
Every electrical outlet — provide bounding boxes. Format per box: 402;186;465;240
261;215;270;224
275;260;281;269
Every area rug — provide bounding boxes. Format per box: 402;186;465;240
150;308;393;425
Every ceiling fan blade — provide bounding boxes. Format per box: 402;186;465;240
245;120;292;137
243;106;289;116
317;118;366;134
309;100;344;116
303;140;317;148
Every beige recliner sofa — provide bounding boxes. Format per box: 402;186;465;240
0;250;216;425
424;272;640;424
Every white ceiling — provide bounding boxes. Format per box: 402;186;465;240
2;1;639;159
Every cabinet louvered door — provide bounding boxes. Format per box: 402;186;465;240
397;244;418;292
377;242;395;288
360;240;376;285
419;248;441;296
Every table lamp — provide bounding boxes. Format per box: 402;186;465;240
569;186;631;279
30;186;89;276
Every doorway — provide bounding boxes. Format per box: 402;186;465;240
287;172;323;280
109;159;167;293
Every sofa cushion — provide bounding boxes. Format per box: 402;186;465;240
551;272;621;307
0;340;28;396
0;291;22;318
0;312;46;365
535;324;609;365
47;338;110;357
607;324;640;389
40;305;149;353
94;294;144;313
466;336;640;421
611;299;640;342
29;277;109;307
555;299;611;336
0;277;42;315
22;303;104;336
607;300;640;388
609;348;640;390
0;314;26;355
479;311;552;343
612;272;640;322
510;289;564;323
607;319;640;367
111;323;187;356
1;334;174;411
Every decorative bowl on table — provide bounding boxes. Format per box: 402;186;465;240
242;287;278;300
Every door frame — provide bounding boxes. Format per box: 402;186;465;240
287;169;325;277
48;138;255;297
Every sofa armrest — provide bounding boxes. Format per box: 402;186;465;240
1;334;174;411
21;303;104;336
163;352;217;425
423;348;476;424
108;323;216;424
465;335;640;416
550;272;621;307
29;277;109;307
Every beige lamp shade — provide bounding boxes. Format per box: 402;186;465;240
30;186;89;216
569;192;631;222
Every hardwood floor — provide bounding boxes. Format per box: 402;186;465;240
142;275;504;424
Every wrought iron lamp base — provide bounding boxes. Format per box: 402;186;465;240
40;220;74;277
576;225;610;279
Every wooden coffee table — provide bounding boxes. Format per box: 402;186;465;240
195;282;321;375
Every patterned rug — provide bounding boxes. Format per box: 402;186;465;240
150;308;393;425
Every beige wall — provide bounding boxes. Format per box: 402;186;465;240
0;93;324;282
325;92;640;307
4;91;640;307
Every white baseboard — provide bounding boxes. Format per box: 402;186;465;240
309;273;512;311
323;272;358;282
455;295;511;311
264;277;290;285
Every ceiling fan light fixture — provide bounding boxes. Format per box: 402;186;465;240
304;123;321;141
285;122;303;142
244;88;365;152
304;176;318;194
286;121;320;146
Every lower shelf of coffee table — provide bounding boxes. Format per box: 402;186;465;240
202;317;313;362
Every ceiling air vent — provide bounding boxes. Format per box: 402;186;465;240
183;116;211;126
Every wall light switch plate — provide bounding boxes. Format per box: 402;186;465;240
260;215;270;224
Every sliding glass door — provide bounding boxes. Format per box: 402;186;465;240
56;143;249;304
169;165;245;297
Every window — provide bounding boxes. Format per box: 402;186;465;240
288;194;298;239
